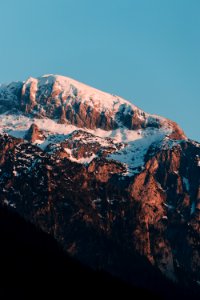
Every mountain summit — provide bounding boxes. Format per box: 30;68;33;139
0;74;199;294
0;74;185;172
0;74;184;132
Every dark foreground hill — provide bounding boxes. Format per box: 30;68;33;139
0;205;199;300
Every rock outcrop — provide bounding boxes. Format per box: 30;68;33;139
25;123;44;143
0;75;185;138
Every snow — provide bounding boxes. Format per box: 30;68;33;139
13;170;18;176
0;82;20;102
64;148;71;155
34;139;44;145
0;113;79;139
16;74;142;117
0;112;160;142
164;202;175;210
0;75;170;137
0;74;184;169
71;132;113;147
64;148;96;164
183;177;190;192
0;111;172;168
109;127;169;175
92;198;102;204
40;74;139;113
8;129;27;139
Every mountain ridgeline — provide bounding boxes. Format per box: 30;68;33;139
0;74;199;297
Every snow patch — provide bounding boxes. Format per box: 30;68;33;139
0;112;173;169
183;177;190;192
109;127;168;175
64;148;96;164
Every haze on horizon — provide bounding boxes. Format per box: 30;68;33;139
0;0;199;141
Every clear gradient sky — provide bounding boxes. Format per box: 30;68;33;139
0;0;199;141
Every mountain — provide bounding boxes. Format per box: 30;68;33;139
0;74;199;296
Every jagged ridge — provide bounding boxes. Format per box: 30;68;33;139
0;74;185;134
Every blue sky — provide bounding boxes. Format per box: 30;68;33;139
0;0;199;141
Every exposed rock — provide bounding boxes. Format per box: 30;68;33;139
58;106;68;124
0;75;185;137
25;123;44;143
0;133;199;290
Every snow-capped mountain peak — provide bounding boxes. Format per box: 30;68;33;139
0;74;186;174
0;74;199;289
0;74;184;133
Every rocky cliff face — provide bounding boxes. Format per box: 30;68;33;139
0;74;199;293
0;75;185;136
